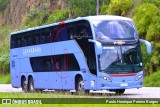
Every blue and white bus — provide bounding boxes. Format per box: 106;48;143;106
10;15;152;95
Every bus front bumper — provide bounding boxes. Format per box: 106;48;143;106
97;80;143;90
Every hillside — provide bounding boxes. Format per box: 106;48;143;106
0;0;67;27
0;0;160;86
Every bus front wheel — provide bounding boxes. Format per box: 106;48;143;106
115;89;125;95
28;77;35;93
76;77;89;95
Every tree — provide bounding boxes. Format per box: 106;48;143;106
68;0;96;17
101;0;133;16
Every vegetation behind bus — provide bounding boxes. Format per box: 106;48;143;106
0;0;160;86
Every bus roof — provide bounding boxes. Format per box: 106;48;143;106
87;15;133;21
11;15;133;35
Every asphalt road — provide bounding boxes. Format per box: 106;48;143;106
0;84;160;98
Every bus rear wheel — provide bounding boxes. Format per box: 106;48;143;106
115;89;125;95
22;78;28;93
28;77;35;93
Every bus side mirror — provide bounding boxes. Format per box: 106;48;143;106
88;39;102;55
140;39;152;54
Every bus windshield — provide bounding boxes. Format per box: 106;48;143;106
93;20;139;41
99;44;142;74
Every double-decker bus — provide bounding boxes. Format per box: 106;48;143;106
10;15;152;95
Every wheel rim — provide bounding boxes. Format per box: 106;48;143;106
29;78;34;92
30;81;34;91
78;80;84;92
22;79;27;92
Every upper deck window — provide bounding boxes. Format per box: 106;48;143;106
93;20;139;41
10;20;93;49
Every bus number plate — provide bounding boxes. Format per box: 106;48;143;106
120;83;128;87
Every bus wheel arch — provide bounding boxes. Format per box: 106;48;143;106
75;74;88;95
28;75;35;93
21;75;28;92
75;74;83;90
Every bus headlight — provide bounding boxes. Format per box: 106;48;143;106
136;74;143;81
100;76;112;82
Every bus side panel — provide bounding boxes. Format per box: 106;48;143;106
10;59;21;88
88;73;97;90
61;72;75;90
48;72;62;89
10;68;16;87
20;58;33;73
33;72;50;89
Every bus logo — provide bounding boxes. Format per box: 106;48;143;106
113;40;125;45
23;47;41;55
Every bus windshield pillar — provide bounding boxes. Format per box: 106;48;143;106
88;39;102;55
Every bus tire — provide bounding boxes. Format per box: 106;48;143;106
115;89;125;95
71;92;74;95
76;77;85;95
28;77;35;93
22;77;28;93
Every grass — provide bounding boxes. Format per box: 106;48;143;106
0;92;88;98
0;93;159;107
143;69;160;87
0;73;10;84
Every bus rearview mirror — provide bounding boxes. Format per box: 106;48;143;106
140;39;152;54
88;39;102;55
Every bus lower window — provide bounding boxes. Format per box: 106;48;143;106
30;54;80;72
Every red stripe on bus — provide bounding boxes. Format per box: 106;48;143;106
109;73;136;77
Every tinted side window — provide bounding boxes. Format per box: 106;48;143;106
67;21;92;40
76;20;92;39
26;34;33;46
30;56;52;72
52;25;68;42
17;36;22;48
33;32;40;45
67;54;80;71
11;35;16;48
21;36;27;47
10;29;52;48
67;23;76;39
44;30;52;43
30;54;80;72
10;20;92;49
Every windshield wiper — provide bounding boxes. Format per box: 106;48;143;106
116;50;122;65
